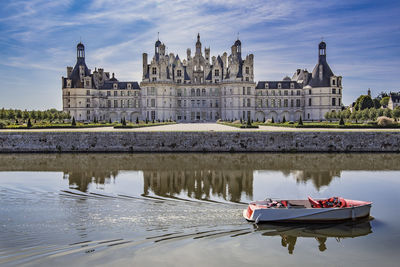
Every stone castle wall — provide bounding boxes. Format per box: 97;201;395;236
0;131;399;152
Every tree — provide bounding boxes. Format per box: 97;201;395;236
72;116;76;126
356;110;362;122
122;117;126;126
377;108;384;117
354;95;374;111
372;98;381;109
282;115;286;123
369;108;378;121
380;96;390;107
298;116;303;125
27;118;32;128
339;117;345;125
350;111;357;122
361;109;370;121
383;108;392;118
393;108;400;121
247;117;251;126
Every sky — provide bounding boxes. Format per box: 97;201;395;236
0;0;399;110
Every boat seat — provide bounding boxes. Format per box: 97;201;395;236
308;196;321;208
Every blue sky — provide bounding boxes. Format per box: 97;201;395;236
0;0;399;110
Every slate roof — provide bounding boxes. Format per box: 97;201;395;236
307;55;334;87
255;81;303;89
98;81;140;90
70;58;90;88
390;93;400;102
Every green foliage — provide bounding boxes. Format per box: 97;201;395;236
369;108;378;121
372;98;381;109
247;117;251;126
122;117;126;126
380;96;390;107
298;116;303;125
393;108;400;121
354;95;374;111
383;108;392;118
339;117;345;125
72;117;76;126
27;118;32;128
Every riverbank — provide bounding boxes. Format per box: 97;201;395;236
0;129;399;152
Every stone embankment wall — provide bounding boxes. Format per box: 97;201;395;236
0;131;399;152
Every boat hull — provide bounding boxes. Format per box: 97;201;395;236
244;201;372;223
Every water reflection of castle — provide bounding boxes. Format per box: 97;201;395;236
2;153;399;201
143;170;253;202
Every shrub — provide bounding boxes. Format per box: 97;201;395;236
122;117;126;126
72;117;76;126
109;118;112;124
0;120;5;129
377;116;394;126
288;121;294;124
27;118;32;128
136;117;139;124
282;116;286;123
247;117;251;126
339;117;345;126
298;116;303;125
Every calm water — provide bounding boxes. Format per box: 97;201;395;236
0;153;399;266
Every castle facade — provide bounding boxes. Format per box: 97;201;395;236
62;34;342;122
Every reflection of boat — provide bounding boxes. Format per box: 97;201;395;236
243;197;372;223
255;219;373;254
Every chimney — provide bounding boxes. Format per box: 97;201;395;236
143;53;148;79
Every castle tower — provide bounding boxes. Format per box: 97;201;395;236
195;33;202;56
77;42;85;60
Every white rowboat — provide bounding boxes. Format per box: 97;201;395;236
243;197;372;223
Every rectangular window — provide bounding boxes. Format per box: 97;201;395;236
107;100;111;108
151;99;156;107
86;90;90;95
215;69;219;76
86;104;90;108
332;98;336;106
291;99;294;107
247;87;251;95
178;100;182;107
247;98;251;107
151;111;156;120
152;67;157;75
309;98;312;106
332;88;336;94
296;99;300;107
284;90;288;96
245;67;249;74
114;100;118;108
114;91;117;96
86;98;90;103
177;70;182;77
121;91;124;96
284;99;288;107
243;87;245;95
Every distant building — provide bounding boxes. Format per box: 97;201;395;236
389;92;400;110
62;35;342;122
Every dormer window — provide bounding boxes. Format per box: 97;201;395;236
290;83;294;89
332;79;336;86
127;83;131;89
177;70;182;77
215;69;219;76
265;83;269;89
152;67;157;75
66;80;71;88
113;83;117;89
278;83;281;89
245;67;249;75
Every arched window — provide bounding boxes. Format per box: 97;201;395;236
191;89;195;96
202;89;206;96
196;89;200;96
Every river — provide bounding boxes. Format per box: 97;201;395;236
0;153;399;266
